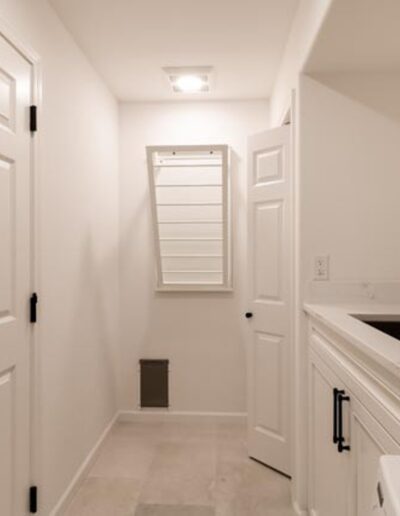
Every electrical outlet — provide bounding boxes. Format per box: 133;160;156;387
314;255;329;281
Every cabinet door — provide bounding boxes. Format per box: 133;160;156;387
309;349;351;516
350;396;400;516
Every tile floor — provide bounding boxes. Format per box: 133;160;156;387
64;420;295;516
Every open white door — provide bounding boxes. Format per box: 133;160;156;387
0;34;33;515
246;125;292;476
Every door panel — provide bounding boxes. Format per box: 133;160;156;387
253;145;284;184
0;66;16;131
247;125;291;475
0;33;32;516
254;332;283;436
350;397;400;516
309;352;350;516
0;369;14;516
354;420;383;516
254;201;282;301
0;157;15;313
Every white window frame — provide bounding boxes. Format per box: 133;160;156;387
146;144;232;292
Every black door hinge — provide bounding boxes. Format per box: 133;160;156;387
29;486;38;513
30;293;38;323
30;105;37;133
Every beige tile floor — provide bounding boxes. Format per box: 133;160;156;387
64;420;295;516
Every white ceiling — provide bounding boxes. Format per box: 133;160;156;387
50;0;299;101
305;0;400;74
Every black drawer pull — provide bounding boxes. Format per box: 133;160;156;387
337;391;350;453
333;388;344;444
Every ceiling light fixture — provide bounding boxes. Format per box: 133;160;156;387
163;66;213;93
175;74;206;93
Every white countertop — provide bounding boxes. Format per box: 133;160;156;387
304;303;400;377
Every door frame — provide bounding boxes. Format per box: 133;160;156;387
282;90;308;515
279;96;296;484
0;16;42;505
288;87;310;516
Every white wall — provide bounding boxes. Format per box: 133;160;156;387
312;71;400;125
300;74;400;285
119;100;269;414
0;1;120;513
269;0;332;126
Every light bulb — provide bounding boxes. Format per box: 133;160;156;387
174;74;205;92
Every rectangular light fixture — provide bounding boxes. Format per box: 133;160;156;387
163;66;213;93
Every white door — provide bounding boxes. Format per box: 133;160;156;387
0;34;33;515
246;125;292;475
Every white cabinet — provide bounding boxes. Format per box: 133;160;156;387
350;396;400;515
308;325;400;516
309;349;351;516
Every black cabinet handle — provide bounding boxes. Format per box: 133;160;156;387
245;312;253;319
333;388;343;444
337;391;350;453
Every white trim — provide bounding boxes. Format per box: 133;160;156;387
0;16;40;64
146;144;232;292
292;500;309;516
156;285;233;293
50;412;119;516
279;105;292;127
221;144;230;287
147;145;165;288
288;88;301;510
118;410;247;424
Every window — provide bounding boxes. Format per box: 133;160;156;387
147;145;231;291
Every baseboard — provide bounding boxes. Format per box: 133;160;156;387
118;409;247;424
50;411;119;516
292;500;309;516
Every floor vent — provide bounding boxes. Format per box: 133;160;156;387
139;359;169;408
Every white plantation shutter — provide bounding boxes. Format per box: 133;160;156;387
147;145;231;291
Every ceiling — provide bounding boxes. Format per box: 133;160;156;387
50;0;299;101
305;0;400;74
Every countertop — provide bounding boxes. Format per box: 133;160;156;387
304;303;400;378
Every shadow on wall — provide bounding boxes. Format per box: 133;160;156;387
311;72;400;125
41;229;119;495
66;233;119;406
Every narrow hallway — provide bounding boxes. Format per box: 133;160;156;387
6;1;400;514
65;420;294;516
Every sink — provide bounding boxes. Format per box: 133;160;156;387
352;314;400;341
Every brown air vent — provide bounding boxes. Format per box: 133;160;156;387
139;359;169;408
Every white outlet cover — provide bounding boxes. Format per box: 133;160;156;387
314;255;329;281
